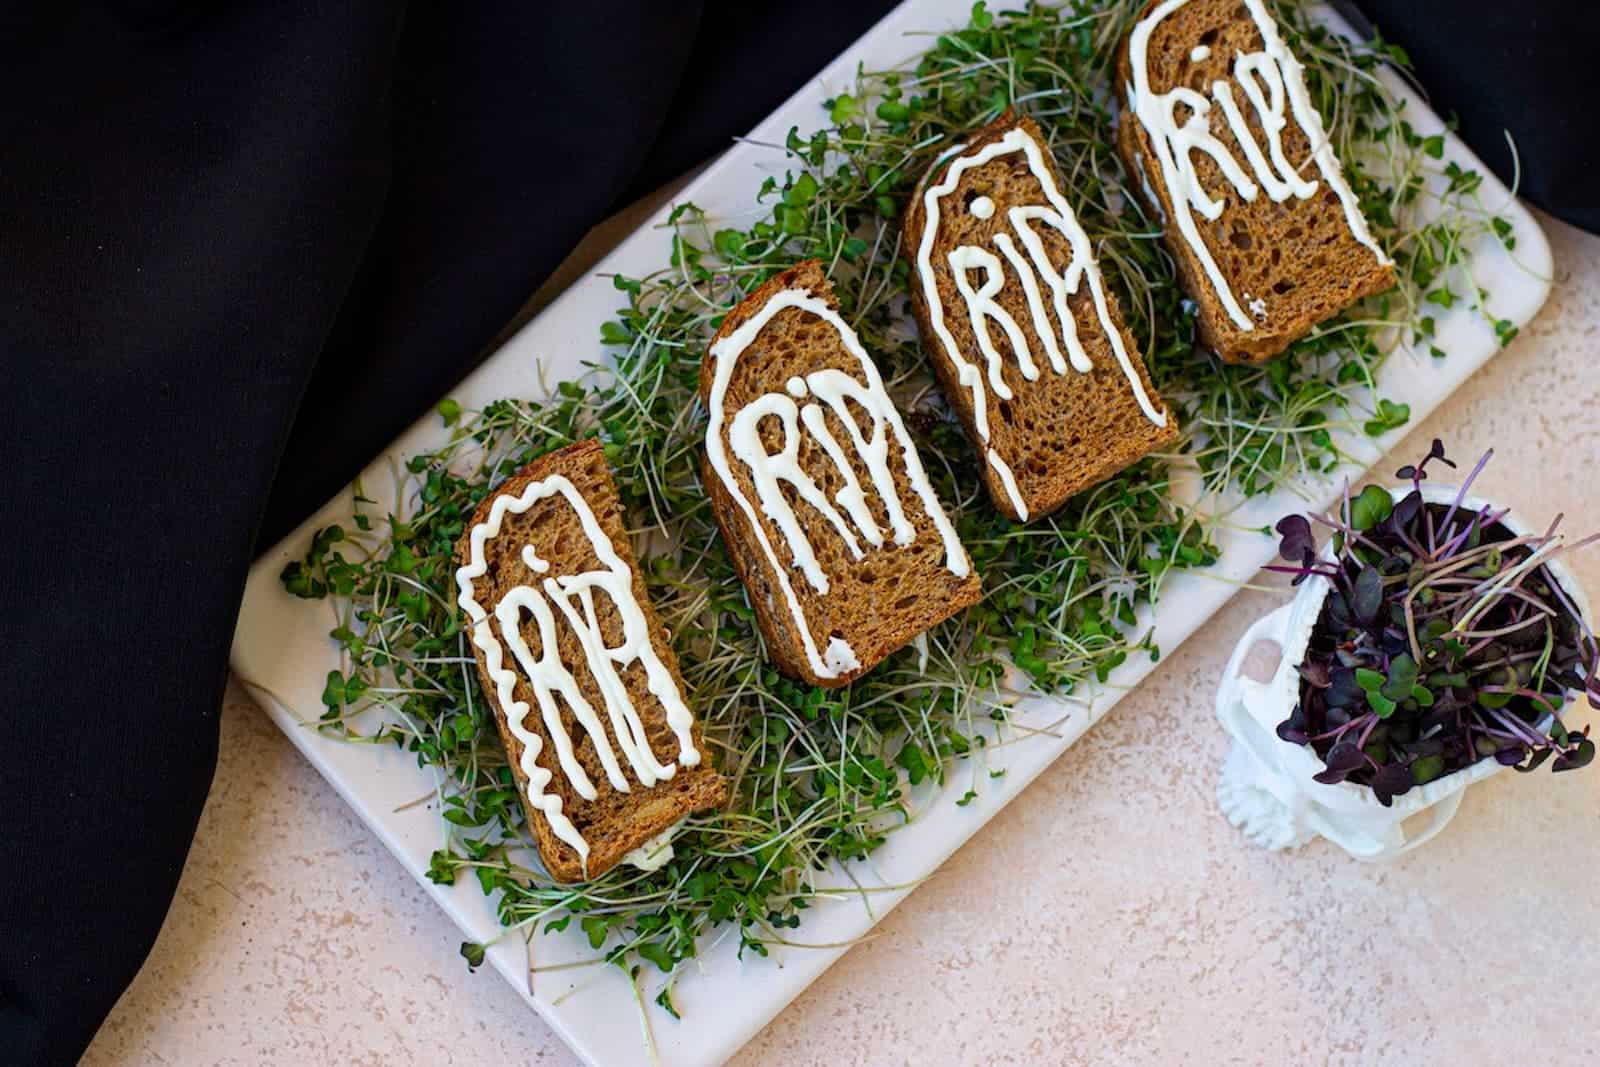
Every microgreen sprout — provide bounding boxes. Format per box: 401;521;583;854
1273;440;1598;804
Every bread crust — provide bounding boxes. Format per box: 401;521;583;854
1114;0;1395;363
902;112;1179;521
699;261;982;689
455;439;726;883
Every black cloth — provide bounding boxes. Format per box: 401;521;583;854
0;3;895;1064
0;2;1590;1065
1350;0;1598;233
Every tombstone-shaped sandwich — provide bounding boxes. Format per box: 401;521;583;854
904;113;1179;523
1117;0;1395;362
701;260;982;689
455;440;726;882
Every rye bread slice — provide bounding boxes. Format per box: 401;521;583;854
1115;0;1395;363
455;440;726;883
700;260;982;689
902;112;1180;522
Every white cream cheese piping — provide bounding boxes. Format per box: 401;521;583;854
915;124;1168;519
706;286;971;681
1125;0;1392;332
455;473;701;869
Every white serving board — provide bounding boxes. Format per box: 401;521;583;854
231;2;1552;1064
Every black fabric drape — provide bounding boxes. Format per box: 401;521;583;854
0;3;895;1063
1349;0;1597;233
259;1;903;549
1;5;404;1064
0;2;1590;1065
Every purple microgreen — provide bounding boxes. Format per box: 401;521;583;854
1495;743;1528;765
1297;660;1331;688
1514;747;1555;773
1553;734;1595;773
1351;566;1384;625
1276;514;1315;561
1276;702;1311;745
1388;490;1425;553
1312;742;1365;784
1271;441;1598;798
1368;762;1415;806
1438;447;1492;537
1325;668;1364;709
1412;437;1453;477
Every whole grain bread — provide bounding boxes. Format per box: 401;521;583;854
1115;0;1395;362
902;112;1179;521
700;260;982;689
455;439;726;883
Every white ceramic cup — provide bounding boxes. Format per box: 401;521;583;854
1216;484;1592;860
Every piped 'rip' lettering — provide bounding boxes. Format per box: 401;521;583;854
706;285;970;681
455;474;700;870
915;125;1168;519
1124;0;1391;331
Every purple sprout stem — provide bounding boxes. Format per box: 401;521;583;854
1459;607;1549;642
1432;506;1507;562
1477;586;1559;617
1357;714;1382;751
1341;477;1353;556
1483;705;1550;748
1473;721;1519;742
1482;685;1564;713
1308;510;1388;557
1262;564;1344;585
1452;539;1563;634
1402;537;1538;660
1308;716;1371;744
1463;633;1508;660
1414;576;1497;593
1391;516;1428;559
1425;489;1439;555
1540;559;1600;688
1438;448;1494;540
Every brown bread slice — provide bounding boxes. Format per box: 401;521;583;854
455;439;726;883
1115;0;1395;362
700;260;982;689
902;112;1179;522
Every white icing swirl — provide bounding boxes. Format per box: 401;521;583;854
455;473;700;869
706;285;971;681
1125;0;1392;332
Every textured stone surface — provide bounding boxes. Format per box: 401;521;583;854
83;210;1600;1066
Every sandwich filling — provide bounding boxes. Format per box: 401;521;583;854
455;474;701;869
1124;0;1391;332
914;124;1168;519
705;285;971;681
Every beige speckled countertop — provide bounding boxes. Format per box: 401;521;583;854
82;209;1599;1067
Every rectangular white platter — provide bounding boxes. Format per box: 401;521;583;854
231;2;1552;1064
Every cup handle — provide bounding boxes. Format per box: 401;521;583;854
1216;603;1294;717
1393;788;1465;854
1216;603;1313;851
1222;604;1297;743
